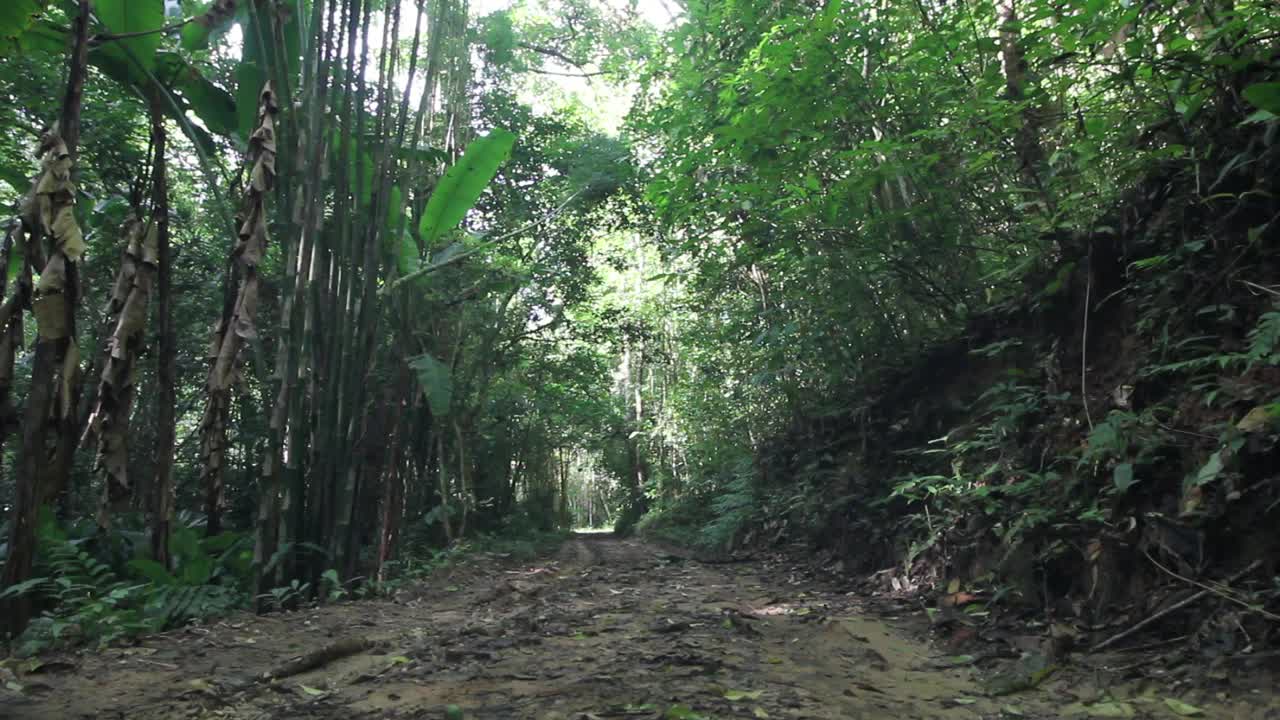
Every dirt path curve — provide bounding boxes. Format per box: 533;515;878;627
4;535;1267;719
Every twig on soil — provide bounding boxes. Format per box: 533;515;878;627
261;637;374;681
1111;634;1188;653
132;658;180;670
1145;552;1280;622
1088;560;1263;654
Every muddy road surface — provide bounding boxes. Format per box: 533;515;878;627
5;534;1272;719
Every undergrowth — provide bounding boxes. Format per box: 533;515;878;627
1;505;569;656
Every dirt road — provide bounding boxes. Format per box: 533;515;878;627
5;535;1271;719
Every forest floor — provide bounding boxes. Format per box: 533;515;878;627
4;534;1276;720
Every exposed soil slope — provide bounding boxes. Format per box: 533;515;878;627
4;535;1272;719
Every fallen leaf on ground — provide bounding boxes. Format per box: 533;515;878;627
1163;698;1204;716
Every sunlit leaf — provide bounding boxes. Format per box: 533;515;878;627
418;129;516;246
94;0;165;73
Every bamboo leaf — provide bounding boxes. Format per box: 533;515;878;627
418;129;516;246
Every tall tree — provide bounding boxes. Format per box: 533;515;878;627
2;0;91;638
150;92;175;567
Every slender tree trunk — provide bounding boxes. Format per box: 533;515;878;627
453;419;468;538
152;98;175;567
0;224;31;459
436;432;454;543
998;0;1050;208
375;369;407;582
558;448;569;529
2;0;91;639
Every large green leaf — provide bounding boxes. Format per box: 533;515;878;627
181;0;238;51
409;354;452;417
0;0;48;55
156;51;238;138
418;128;516;246
95;0;165;74
1242;83;1280;116
15;19;65;55
128;558;177;586
234;1;302;142
235;5;268;142
394;229;420;277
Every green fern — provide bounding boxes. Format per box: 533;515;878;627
1246;311;1280;366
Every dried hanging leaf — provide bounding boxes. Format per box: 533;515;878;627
58;340;78;419
32;293;67;340
50;205;83;259
140;219;159;265
198;81;278;520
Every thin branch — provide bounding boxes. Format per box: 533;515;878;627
47;17;196;42
95;17;194;41
1088;560;1264;654
1145;551;1280;622
528;68;611;78
517;42;596;74
1239;279;1280;298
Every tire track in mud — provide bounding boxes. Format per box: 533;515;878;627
9;535;1274;720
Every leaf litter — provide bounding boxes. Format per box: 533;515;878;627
7;535;1274;719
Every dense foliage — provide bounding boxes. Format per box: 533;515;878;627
623;0;1280;629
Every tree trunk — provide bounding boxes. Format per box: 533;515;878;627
375;368;408;582
436;432;454;543
998;0;1049;206
2;0;91;639
0;224;30;459
152;97;175;567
